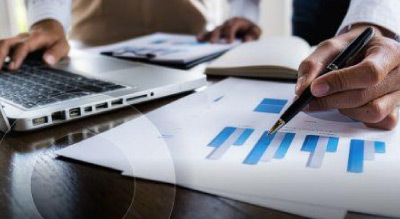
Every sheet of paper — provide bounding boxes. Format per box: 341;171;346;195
80;33;238;63
168;78;400;217
57;78;347;218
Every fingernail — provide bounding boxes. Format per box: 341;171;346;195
8;61;15;70
312;82;330;97
44;54;56;65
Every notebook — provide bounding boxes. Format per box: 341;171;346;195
97;33;240;69
205;37;312;80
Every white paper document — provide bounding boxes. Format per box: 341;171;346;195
58;78;398;218
169;79;400;218
81;33;238;64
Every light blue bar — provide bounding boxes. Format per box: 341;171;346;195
374;141;386;154
233;129;254;146
208;127;236;148
261;98;288;106
254;104;284;114
244;132;276;165
274;133;296;159
214;96;225;102
348;139;364;173
326;137;339;152
301;135;319;152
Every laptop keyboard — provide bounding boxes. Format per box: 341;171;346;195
0;63;126;109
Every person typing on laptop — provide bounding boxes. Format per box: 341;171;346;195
0;0;262;71
205;0;400;130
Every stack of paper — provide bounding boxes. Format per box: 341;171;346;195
57;78;400;218
81;33;239;69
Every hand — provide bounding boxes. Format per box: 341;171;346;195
296;24;400;130
197;17;261;44
0;19;69;70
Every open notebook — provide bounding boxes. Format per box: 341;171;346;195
206;37;312;80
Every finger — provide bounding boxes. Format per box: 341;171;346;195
364;108;399;130
9;33;52;70
311;39;400;97
0;35;26;69
221;20;238;43
209;27;223;44
197;31;209;42
296;39;347;95
307;67;400;111
243;26;261;42
43;40;70;65
338;90;400;124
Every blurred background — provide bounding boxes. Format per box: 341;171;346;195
0;0;292;39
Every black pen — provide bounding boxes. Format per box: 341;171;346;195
268;27;375;135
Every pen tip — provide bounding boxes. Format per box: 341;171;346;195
269;119;286;136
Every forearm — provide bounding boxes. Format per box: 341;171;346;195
25;0;72;32
228;0;260;23
338;0;400;40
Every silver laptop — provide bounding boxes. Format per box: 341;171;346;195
0;50;206;132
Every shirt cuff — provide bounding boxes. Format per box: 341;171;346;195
338;0;400;41
228;0;260;24
26;0;71;32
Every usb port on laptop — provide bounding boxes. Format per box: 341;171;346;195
69;108;81;118
95;103;108;110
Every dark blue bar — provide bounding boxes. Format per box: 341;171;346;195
374;141;386;154
274;133;296;159
254;104;284;114
301;135;319;152
348;139;364;173
233;129;254;146
326;137;339;152
243;132;276;165
208;127;236;148
261;98;288;106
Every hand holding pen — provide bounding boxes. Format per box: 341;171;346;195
270;25;400;134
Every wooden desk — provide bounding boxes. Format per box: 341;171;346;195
0;78;374;219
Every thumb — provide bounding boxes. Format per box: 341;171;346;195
43;40;70;66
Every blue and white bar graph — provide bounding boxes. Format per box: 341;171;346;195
301;135;339;169
207;127;254;160
243;132;295;165
206;127;386;174
347;139;386;173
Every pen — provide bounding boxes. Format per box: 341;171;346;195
268;27;375;135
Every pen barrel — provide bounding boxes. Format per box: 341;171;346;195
281;87;313;122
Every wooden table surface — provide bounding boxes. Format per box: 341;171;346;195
0;78;380;219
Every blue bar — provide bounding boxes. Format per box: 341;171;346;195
261;98;288;106
326;137;339;152
233;129;254;146
374;141;386;154
244;132;276;165
254;104;284;114
301;135;319;152
208;127;236;148
214;96;225;102
348;139;364;173
274;133;296;159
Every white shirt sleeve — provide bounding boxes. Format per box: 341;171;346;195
25;0;71;32
228;0;260;24
338;0;400;39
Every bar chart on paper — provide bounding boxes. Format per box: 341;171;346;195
206;127;386;173
254;98;288;114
